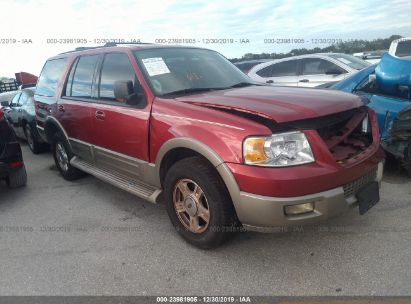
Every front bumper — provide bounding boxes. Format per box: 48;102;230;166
236;161;384;231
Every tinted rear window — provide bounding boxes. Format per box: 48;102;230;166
396;40;411;57
36;58;67;97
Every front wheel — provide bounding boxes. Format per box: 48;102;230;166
164;156;238;249
52;132;85;181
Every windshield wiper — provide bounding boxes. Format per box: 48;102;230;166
162;82;261;97
162;87;224;96
227;82;262;88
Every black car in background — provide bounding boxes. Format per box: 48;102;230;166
3;88;47;154
0;109;27;188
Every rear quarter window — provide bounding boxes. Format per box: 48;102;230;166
36;58;68;97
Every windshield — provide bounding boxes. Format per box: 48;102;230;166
326;53;371;70
134;48;253;96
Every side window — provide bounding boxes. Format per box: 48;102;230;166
65;55;99;99
36;58;67;97
18;93;29;106
256;65;273;77
65;58;79;97
98;53;138;101
302;59;344;75
10;93;21;107
271;60;298;77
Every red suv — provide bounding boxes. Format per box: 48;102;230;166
34;44;384;248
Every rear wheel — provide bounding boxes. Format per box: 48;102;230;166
164;156;238;249
403;161;411;177
52;132;85;181
7;166;27;188
24;124;42;154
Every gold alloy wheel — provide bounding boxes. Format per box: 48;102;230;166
173;179;210;234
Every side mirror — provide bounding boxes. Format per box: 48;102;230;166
1;101;9;107
114;80;134;99
114;80;146;107
325;68;344;75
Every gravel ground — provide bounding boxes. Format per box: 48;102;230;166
0;144;410;296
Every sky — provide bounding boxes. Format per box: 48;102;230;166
0;0;410;78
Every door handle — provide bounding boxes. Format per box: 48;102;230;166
58;105;65;112
266;80;274;84
95;110;105;120
299;79;309;83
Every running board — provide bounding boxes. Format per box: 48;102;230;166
70;156;161;203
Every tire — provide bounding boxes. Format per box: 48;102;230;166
164;156;238;249
24;124;42;154
7;166;27;188
403;162;411;177
52;132;85;181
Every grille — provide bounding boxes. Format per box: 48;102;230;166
316;107;373;163
343;169;377;198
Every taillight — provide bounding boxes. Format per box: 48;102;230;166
9;161;24;168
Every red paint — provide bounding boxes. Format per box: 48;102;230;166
14;72;38;85
35;45;384;199
9;161;23;168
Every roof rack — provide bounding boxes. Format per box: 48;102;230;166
59;42;153;55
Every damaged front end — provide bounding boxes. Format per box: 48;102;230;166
382;105;411;173
282;106;379;166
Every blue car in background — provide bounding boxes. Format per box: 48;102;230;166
329;53;411;174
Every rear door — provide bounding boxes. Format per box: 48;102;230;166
90;52;150;179
261;59;299;86
14;91;30;138
298;58;347;87
59;54;100;162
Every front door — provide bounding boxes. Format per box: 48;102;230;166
90;52;150;179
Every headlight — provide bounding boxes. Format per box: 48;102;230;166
243;131;314;167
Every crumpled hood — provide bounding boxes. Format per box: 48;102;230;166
176;86;363;123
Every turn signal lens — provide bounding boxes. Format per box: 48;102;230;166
243;137;269;163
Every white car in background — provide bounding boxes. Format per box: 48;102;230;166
353;50;386;64
247;53;371;87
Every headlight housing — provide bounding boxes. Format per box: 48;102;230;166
243;131;315;167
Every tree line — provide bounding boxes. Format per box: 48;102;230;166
230;35;402;63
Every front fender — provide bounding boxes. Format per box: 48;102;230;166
153;136;242;210
150;98;271;166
